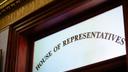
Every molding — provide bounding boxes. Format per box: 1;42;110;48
0;0;8;6
0;0;13;9
0;26;9;33
0;0;53;30
0;0;29;17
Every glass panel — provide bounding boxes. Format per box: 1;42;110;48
33;6;126;72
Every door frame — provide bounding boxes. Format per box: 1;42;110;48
5;0;128;72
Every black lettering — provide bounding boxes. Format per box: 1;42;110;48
67;38;71;45
71;36;75;43
63;40;67;46
115;36;121;44
63;38;71;46
43;51;52;62
75;35;79;41
111;34;117;41
96;32;101;38
36;51;53;71
87;32;91;38
120;38;125;45
82;33;87;39
41;58;45;64
108;33;112;40
104;32;109;39
36;62;42;71
79;34;83;40
91;32;96;38
35;31;125;71
98;32;104;39
53;44;61;52
47;51;52;57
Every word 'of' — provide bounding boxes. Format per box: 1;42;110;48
35;31;125;71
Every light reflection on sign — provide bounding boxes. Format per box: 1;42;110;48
33;6;126;72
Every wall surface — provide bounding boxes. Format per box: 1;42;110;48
0;27;9;72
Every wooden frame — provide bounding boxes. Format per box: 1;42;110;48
123;0;128;70
5;0;128;72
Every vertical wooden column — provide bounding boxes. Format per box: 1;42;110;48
16;35;28;72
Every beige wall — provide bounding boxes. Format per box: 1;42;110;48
0;27;9;72
0;0;53;30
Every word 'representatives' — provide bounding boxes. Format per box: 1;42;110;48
35;31;125;71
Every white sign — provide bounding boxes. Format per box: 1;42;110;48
33;6;126;72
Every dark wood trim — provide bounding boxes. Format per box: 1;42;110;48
5;26;35;72
5;27;18;72
68;55;127;72
12;0;122;41
5;0;127;72
122;0;128;70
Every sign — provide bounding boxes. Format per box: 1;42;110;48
33;6;126;72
